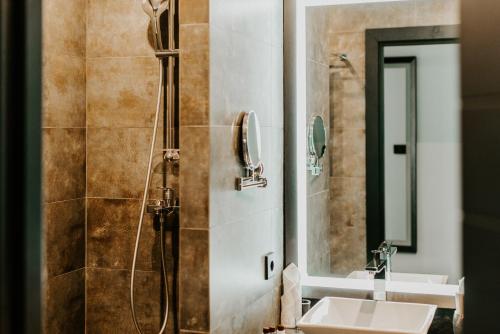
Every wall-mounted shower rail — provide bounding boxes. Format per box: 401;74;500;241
131;1;179;334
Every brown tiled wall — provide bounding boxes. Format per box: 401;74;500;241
326;0;460;274
43;0;211;332
42;0;86;332
178;1;210;332
85;0;164;332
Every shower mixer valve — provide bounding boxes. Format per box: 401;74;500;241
146;188;177;215
163;148;180;161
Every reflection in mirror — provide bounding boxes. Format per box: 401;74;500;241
383;57;417;253
308;116;327;176
303;1;462;284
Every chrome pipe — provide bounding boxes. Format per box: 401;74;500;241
155;50;180;57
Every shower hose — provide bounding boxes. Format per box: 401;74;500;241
130;59;169;334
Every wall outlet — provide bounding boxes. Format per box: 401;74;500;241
265;252;276;280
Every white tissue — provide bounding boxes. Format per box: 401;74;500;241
281;263;302;328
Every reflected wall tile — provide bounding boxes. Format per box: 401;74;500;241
42;0;86;57
330;176;366;274
44;269;85;334
180;0;209;24
87;57;158;128
306;60;330;125
87;0;152;58
87;198;160;271
326;2;416;33
44;199;85;278
342;128;366;177
86;268;161;333
330;76;344;129
307;149;330;196
331;224;366;275
42;128;86;203
210;212;274;330
87;128;156;198
180;25;210;126
330;128;344;177
307;190;331;276
329;32;365;59
42;54;86;128
416;0;461;26
330;76;365;130
180;229;209;331
342;93;365;129
179;127;210;228
306;7;331;65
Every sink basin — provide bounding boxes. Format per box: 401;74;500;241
347;271;448;284
297;297;437;334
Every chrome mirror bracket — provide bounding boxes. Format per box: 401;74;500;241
236;165;268;191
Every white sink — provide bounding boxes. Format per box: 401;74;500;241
348;271;448;284
297;297;437;334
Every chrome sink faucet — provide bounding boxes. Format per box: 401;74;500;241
365;241;398;301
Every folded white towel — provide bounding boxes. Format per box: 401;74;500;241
281;263;302;328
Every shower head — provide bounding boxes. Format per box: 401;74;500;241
142;0;169;51
142;0;168;15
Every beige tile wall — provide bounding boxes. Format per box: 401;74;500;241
326;0;460;275
305;7;332;276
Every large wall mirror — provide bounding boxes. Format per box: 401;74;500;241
366;26;461;283
286;0;462;289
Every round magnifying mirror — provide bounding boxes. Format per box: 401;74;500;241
310;115;326;159
241;111;262;170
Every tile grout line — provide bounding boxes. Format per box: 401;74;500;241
44;197;86;205
84;1;88;332
48;267;85;280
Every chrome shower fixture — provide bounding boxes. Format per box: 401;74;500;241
142;0;169;51
131;1;179;334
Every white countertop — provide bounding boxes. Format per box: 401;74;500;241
302;275;459;309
